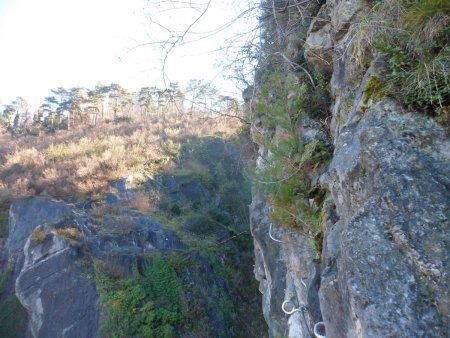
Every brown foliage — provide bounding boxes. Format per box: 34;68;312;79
93;259;125;280
129;190;160;214
0;113;241;205
31;230;47;244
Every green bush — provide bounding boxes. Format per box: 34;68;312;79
184;214;215;234
96;255;182;338
169;203;182;216
255;72;306;130
0;297;28;338
207;205;232;226
254;71;332;234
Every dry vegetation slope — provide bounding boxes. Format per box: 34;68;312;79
0;113;242;206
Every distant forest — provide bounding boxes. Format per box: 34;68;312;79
0;80;241;134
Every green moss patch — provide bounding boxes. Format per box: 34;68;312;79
363;76;391;104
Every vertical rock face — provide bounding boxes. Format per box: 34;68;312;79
321;101;449;337
16;232;99;338
251;189;318;338
250;0;449;337
6;198;99;338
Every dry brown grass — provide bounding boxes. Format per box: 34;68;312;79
51;227;81;245
0;113;242;205
31;230;47;244
129;190;160;214
93;259;125;280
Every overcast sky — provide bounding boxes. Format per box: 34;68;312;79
0;0;253;107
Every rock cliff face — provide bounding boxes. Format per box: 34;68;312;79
250;0;449;337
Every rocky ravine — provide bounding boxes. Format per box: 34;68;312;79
249;0;449;337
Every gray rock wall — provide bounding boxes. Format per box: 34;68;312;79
16;231;98;338
250;0;450;337
321;101;449;337
6;198;99;338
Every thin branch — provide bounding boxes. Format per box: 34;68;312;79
275;52;316;89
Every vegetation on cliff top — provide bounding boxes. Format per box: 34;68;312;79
0;111;241;207
354;0;449;126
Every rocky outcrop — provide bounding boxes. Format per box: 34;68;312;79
304;0;365;73
7;198;71;270
250;0;450;337
5;194;186;338
5;198;96;338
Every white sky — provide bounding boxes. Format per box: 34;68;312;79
0;0;254;108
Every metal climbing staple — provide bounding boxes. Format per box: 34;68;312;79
282;300;313;338
281;300;304;314
313;321;326;338
300;277;308;288
269;223;283;243
282;300;327;338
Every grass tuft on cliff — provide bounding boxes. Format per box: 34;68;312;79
252;71;332;238
352;0;449;125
